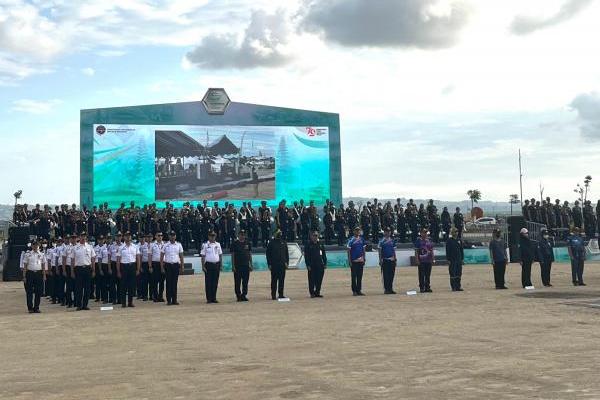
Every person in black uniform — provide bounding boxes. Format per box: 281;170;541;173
537;230;554;287
266;230;289;300
518;228;535;288
441;207;451;242
231;230;253;301
335;206;346;246
453;207;464;239
445;228;464;291
304;231;327;298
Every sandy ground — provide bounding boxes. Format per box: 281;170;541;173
1;262;600;400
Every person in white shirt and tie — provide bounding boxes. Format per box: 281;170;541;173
160;231;184;305
117;232;140;308
23;241;47;313
149;232;166;302
71;232;96;311
200;231;223;304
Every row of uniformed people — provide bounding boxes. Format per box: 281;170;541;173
22;225;590;313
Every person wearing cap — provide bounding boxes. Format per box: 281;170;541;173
72;232;96;311
62;235;77;308
230;230;253;302
149;232;166;302
415;228;435;293
108;232;125;304
117;232;140;308
200;231;223;303
489;229;508;289
305;230;327;298
567;227;586;286
537;230;555;287
96;235;110;303
161;231;184;305
347;227;367;296
445;227;464;291
266;229;289;300
54;237;66;305
137;233;152;301
378;227;396;294
23;241;47;313
518;228;535;288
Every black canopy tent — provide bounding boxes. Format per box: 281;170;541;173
208;135;239;156
155;130;205;157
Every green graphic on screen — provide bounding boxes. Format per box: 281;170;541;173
93;125;330;207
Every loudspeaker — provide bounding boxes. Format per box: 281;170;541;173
8;226;30;245
2;259;23;282
507;216;525;262
9;245;28;260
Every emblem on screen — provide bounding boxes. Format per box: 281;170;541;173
96;125;106;135
202;88;230;115
306;127;327;137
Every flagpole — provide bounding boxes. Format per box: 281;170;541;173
519;149;523;207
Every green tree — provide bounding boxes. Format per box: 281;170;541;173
467;189;482;214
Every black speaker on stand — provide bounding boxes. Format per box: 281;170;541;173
3;226;31;282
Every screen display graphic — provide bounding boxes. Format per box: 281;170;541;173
93;124;330;207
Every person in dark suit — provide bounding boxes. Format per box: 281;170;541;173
445;227;464;291
266;230;289;300
518;228;535;288
304;231;327;298
537;230;555;287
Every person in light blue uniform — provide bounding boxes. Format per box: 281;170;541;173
567;227;586;286
347;227;367;296
378;227;397;294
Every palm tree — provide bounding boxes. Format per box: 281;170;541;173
509;194;519;215
467;189;482;216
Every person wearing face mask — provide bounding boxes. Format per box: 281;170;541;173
518;228;535;288
489;229;508;289
537;230;555;287
567;227;586;286
445;227;464;291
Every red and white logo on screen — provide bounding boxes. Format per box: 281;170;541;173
305;127;327;137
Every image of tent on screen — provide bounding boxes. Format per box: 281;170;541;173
92;125;331;206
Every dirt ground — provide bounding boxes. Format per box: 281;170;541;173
1;262;599;400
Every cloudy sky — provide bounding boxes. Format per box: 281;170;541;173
1;0;600;205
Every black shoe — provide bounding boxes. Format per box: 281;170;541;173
579;282;586;286
28;309;34;313
496;286;508;290
352;292;358;296
212;300;219;304
128;304;135;308
310;293;316;298
456;288;464;292
158;298;165;302
172;302;180;305
76;307;82;311
82;307;90;310
60;301;65;306
316;294;323;298
237;298;243;302
573;282;579;286
425;288;433;293
33;309;41;313
242;296;249;301
357;292;365;296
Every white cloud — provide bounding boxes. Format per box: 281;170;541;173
81;67;95;76
11;99;63;114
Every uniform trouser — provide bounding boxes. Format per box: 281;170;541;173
271;267;286;298
307;265;325;295
138;262;150;299
45;271;54;298
25;270;43;311
55;270;65;303
521;260;533;288
493;261;506;288
381;259;396;293
336;229;345;246
233;266;250;299
449;262;462;290
110;262;121;303
120;263;136;306
151;262;165;300
94;264;102;300
65;266;75;306
74;265;92;309
350;262;364;294
540;261;552;286
571;258;584;284
204;262;220;302
418;262;432;292
100;263;110;302
165;263;180;304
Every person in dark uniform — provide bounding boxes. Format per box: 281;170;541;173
453;207;464;239
537;230;554;287
522;199;531;221
335;206;346;246
231;230;253;302
445;227;464;291
200;231;223;304
266;230;289;300
347;227;367;296
304;230;327;298
378;227;397;294
567;227;586;286
489;229;508;289
415;229;434;293
441;207;451;242
518;228;535;288
572;201;583;229
323;208;334;246
396;204;407;243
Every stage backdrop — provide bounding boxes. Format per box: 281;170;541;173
80;100;341;208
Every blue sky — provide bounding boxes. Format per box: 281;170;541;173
1;0;600;205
